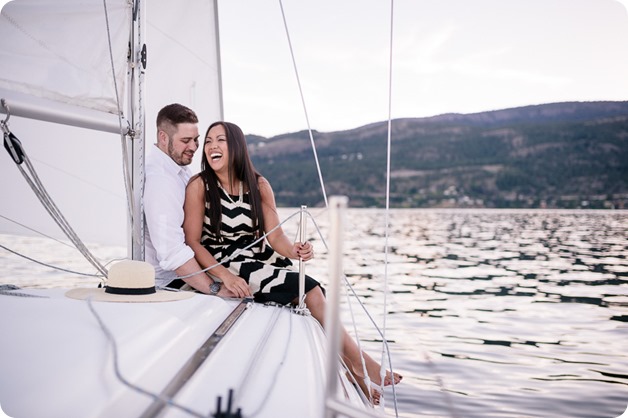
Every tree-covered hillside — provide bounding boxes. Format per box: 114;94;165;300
248;101;628;209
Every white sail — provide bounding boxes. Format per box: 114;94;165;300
0;0;223;245
144;0;223;170
0;0;131;131
0;0;223;133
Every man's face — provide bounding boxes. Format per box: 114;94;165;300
163;122;199;166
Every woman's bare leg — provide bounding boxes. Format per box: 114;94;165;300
299;286;402;403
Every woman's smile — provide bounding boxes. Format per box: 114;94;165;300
205;123;229;171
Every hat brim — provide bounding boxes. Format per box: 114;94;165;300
65;287;194;303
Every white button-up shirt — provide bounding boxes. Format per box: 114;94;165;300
144;144;196;287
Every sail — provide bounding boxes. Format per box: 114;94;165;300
144;0;223;171
0;0;223;246
0;0;132;131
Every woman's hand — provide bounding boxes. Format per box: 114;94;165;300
294;241;314;262
222;272;252;298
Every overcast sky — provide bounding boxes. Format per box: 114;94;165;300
218;0;628;137
1;0;628;246
1;0;626;138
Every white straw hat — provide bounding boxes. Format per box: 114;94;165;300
65;260;194;303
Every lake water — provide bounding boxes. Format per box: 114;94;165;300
1;208;627;418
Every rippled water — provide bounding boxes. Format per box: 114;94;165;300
2;209;627;417
301;208;628;418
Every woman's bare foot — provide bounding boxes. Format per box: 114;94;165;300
360;351;403;387
346;370;381;406
383;370;403;386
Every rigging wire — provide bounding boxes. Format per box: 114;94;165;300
380;3;459;415
274;1;402;412
272;7;386;400
381;3;459;416
0;244;104;279
380;0;399;413
306;209;399;403
277;0;328;209
1;108;108;278
0;213;77;249
29;157;125;199
0;215;125;281
343;278;374;404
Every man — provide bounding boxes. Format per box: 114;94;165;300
144;103;231;296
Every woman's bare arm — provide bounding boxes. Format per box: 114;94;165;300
183;176;251;297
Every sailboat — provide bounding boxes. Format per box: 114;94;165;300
0;1;390;417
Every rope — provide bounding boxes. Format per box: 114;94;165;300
277;0;328;208
175;209;303;281
0;284;49;298
86;297;207;418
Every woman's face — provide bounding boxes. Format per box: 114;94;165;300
204;124;229;174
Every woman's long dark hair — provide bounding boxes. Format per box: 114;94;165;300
199;121;265;241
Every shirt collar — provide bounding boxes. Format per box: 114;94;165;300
151;144;192;180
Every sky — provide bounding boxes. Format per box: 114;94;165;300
218;0;628;137
1;0;627;138
1;0;628;246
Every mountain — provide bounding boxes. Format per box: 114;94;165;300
247;101;628;209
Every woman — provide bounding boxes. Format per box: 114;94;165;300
183;121;401;404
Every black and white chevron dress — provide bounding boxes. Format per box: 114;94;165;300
200;187;321;305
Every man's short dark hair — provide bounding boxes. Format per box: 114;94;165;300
156;103;198;131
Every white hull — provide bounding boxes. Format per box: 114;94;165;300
0;288;368;417
0;2;380;416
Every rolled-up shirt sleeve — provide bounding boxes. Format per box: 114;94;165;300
144;148;195;274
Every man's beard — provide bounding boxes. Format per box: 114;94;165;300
168;138;191;166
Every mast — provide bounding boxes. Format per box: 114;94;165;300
213;0;225;120
129;0;147;261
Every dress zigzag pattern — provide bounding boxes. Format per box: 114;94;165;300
200;185;320;305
